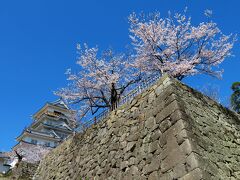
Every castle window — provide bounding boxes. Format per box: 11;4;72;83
54;142;58;147
54;111;64;116
58;133;67;139
45;142;51;147
31;139;37;145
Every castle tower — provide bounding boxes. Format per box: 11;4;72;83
13;99;76;163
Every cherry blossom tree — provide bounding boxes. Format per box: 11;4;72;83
13;142;51;164
129;9;236;80
56;44;141;116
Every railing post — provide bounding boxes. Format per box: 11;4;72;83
94;117;97;125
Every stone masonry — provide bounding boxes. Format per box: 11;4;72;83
33;75;240;180
2;161;39;180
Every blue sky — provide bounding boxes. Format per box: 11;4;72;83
0;0;239;151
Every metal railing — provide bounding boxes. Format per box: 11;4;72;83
119;75;160;106
77;75;160;132
79;109;109;130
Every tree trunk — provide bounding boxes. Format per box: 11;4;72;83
110;83;118;111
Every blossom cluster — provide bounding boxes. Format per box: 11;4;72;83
129;10;235;80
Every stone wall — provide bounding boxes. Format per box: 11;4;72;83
33;75;240;180
175;81;240;179
1;161;39;180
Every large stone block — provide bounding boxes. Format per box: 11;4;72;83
179;168;204;180
160;148;186;173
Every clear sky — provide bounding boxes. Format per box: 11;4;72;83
0;0;239;151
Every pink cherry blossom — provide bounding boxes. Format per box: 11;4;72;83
129;10;235;80
13;142;51;164
56;45;141;117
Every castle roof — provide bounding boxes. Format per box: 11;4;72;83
32;99;75;120
16;128;62;142
48;99;69;110
0;152;10;159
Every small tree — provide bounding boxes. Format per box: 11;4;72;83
56;44;141;116
200;83;220;102
231;82;240;113
129;9;235;80
13;142;51;164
